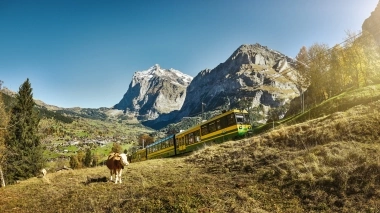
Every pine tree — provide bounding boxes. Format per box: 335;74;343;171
0;93;9;187
4;79;45;184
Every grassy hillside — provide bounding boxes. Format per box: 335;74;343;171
255;84;380;134
1;85;380;212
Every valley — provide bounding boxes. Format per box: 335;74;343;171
39;116;153;169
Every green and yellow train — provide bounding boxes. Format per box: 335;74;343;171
131;109;252;162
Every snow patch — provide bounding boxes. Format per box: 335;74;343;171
133;64;193;85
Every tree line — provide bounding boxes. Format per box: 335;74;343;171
291;31;380;114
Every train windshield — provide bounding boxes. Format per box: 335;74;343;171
235;113;250;124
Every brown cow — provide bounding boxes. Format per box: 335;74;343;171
106;153;129;184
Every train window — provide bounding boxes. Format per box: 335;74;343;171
209;122;216;132
201;125;208;135
194;130;200;142
227;113;236;126
188;133;194;144
220;116;227;128
236;114;244;124
216;120;221;130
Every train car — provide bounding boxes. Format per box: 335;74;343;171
130;109;252;162
146;134;176;159
200;109;252;144
175;124;201;155
130;148;147;163
175;109;252;154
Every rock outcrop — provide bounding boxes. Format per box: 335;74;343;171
362;1;380;45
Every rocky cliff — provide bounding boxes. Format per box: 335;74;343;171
362;1;380;45
114;64;192;120
180;44;299;117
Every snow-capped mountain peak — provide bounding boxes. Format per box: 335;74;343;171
114;64;193;120
135;64;192;83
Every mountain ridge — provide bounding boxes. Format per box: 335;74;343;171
142;43;301;129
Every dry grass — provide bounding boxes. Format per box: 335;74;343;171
2;100;380;212
187;100;380;212
0;158;283;213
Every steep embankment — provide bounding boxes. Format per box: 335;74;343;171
256;84;380;134
1;85;380;212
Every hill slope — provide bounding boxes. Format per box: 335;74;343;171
1;85;380;212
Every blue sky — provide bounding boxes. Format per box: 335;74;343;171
0;0;378;108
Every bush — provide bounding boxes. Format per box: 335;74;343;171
69;155;79;169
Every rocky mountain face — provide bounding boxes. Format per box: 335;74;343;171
114;64;193;120
180;44;299;117
362;1;380;45
143;44;301;129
